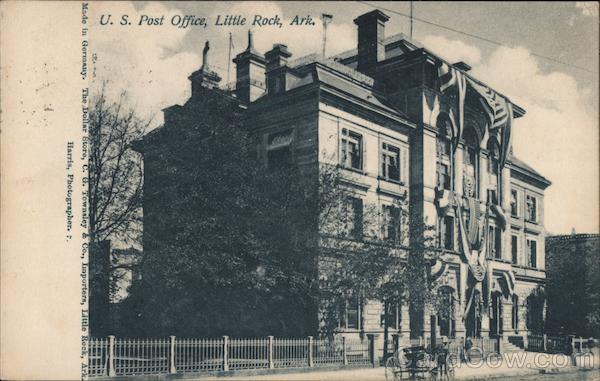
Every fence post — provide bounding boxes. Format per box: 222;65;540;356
342;336;348;366
543;334;548;352
579;337;583;353
392;334;399;354
169;336;176;374
497;336;502;354
419;336;423;347
268;336;274;369
367;334;378;367
107;335;116;377
308;336;314;367
222;336;229;371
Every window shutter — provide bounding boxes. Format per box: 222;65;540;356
401;147;409;185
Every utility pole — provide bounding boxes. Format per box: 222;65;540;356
322;14;333;60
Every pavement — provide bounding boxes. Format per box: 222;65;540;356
197;351;600;381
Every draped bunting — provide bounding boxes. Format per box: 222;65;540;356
438;62;513;168
502;270;517;297
466;79;513;168
437;62;517;319
438;63;467;152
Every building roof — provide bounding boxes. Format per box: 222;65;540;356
547;233;600;242
508;154;551;188
333;33;422;62
332;33;526;117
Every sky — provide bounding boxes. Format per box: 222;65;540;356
90;1;599;235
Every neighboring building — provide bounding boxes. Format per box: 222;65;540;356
546;233;600;337
136;10;551;352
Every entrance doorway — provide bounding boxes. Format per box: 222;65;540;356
490;292;503;336
466;289;482;338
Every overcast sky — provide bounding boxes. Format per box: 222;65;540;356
90;1;599;235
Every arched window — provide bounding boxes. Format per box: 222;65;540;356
436;116;452;190
512;295;519;331
487;139;500;204
463;127;479;198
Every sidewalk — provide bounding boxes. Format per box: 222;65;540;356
198;351;600;380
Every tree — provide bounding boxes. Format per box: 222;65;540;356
315;169;441;353
128;88;446;341
88;86;147;335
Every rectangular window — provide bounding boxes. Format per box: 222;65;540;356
380;301;400;330
381;142;401;182
489;226;502;259
383;205;401;243
343;197;363;239
527;239;537;268
438;138;451;158
441;216;454;250
341;129;363;170
511;235;519;264
510;189;519;217
341;298;361;330
526;195;538;223
438;163;451;190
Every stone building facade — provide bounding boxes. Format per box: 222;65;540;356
138;10;551;349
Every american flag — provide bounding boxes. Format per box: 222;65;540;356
468;79;512;130
438;63;467;149
469;78;514;167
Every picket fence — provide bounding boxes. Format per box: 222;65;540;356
88;335;371;378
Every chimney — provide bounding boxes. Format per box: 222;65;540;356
453;61;472;72
353;10;390;72
189;41;222;97
264;44;292;95
233;31;266;103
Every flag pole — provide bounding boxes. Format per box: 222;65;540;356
410;1;414;39
321;14;333;60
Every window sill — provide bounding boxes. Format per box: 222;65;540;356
512;264;545;272
378;176;404;186
339;164;366;176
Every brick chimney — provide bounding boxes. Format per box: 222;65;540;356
233;31;266;103
189;41;221;97
353;10;390;72
264;44;292;95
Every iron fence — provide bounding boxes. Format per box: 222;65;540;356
312;337;344;366
345;337;370;365
228;338;269;370
273;338;309;368
175;338;223;373
88;335;375;378
114;338;169;376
